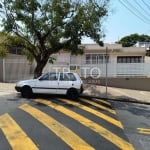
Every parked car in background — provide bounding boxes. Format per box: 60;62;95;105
15;72;83;99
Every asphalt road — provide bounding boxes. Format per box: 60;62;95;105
112;101;150;150
0;93;135;150
0;92;30;115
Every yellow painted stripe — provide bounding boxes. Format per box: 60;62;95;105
35;99;134;150
138;131;150;135
94;98;111;106
137;128;150;135
59;98;123;129
20;104;94;150
0;113;38;150
80;98;116;114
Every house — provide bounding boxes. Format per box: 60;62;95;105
0;43;148;82
44;43;146;78
134;41;150;62
134;41;150;48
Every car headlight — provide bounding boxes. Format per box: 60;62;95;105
16;81;24;87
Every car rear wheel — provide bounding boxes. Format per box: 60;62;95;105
67;88;79;100
21;86;33;98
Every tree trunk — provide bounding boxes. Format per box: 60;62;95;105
33;59;48;78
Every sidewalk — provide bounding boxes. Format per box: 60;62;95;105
0;82;150;104
0;83;16;96
82;84;150;104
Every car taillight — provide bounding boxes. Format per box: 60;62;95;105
80;84;84;93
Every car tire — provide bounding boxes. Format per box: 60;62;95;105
67;88;79;100
21;86;33;98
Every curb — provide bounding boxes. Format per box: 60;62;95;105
80;94;150;105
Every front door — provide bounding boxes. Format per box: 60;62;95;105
34;72;59;94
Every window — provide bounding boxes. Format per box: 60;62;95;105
49;73;58;80
39;73;49;80
86;54;91;64
39;73;58;81
86;54;109;64
9;47;24;55
60;73;76;81
117;56;143;63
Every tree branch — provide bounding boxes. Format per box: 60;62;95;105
47;39;72;55
13;31;37;58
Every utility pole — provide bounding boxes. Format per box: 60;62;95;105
3;58;5;82
105;47;108;99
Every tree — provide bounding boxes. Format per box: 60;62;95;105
0;0;110;78
118;33;150;47
0;32;9;57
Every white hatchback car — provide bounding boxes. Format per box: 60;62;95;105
15;72;83;99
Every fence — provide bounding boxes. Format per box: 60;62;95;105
0;59;35;82
44;63;150;78
1;58;150;82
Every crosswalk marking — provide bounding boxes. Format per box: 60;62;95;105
58;98;123;129
80;98;116;114
94;98;111;106
20;104;95;150
35;98;134;150
137;128;150;135
0;113;39;150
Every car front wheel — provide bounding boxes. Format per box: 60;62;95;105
21;86;33;98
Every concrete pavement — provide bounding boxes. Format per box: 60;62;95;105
0;83;16;96
0;82;150;104
82;84;150;104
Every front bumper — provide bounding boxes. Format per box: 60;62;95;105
15;86;22;92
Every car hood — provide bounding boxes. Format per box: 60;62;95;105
16;79;37;86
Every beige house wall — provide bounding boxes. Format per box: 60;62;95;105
145;56;150;63
0;59;3;81
49;44;146;65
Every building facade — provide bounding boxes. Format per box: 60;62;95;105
0;43;149;82
44;43;146;78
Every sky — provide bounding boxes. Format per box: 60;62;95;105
83;0;150;44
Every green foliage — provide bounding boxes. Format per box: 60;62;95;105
0;45;7;58
23;48;34;62
118;33;150;47
0;32;29;58
0;32;9;58
0;0;110;77
48;57;56;64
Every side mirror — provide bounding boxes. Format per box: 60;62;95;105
39;78;44;81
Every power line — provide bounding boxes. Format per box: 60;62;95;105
122;0;150;23
135;0;150;17
118;0;150;25
141;0;150;10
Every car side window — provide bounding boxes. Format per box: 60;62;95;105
60;73;68;81
68;73;77;81
60;73;76;81
39;73;58;81
49;73;58;81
